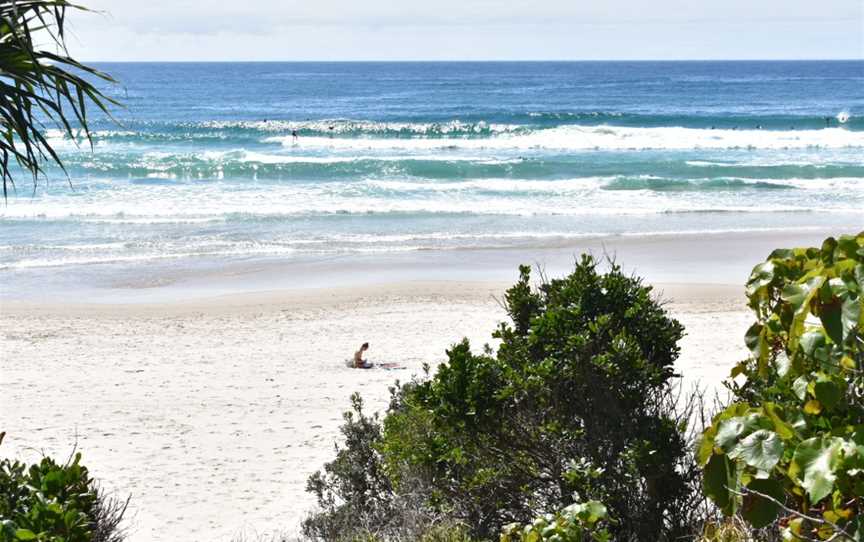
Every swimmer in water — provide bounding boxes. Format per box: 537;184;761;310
292;129;298;143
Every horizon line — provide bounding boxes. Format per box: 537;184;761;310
81;58;864;63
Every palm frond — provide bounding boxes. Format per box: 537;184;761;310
0;0;117;198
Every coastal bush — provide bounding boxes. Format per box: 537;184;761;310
0;434;127;542
306;256;703;541
302;394;443;542
698;232;864;540
500;501;612;542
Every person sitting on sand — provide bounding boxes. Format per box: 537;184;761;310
354;342;372;369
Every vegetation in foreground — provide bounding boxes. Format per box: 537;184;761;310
700;232;863;540
304;256;706;541
0;434;127;542
0;0;115;198
305;232;863;542
1;4;125;541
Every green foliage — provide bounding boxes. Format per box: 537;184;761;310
0;0;117;198
308;257;702;541
699;232;864;540
302;394;444;542
302;394;398;541
500;501;612;542
0;445;122;542
0;432;126;542
382;258;694;540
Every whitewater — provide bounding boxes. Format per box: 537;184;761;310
1;61;862;276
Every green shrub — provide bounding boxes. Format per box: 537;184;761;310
307;256;702;541
383;258;695;540
0;434;127;542
698;232;864;540
302;395;441;542
501;501;612;542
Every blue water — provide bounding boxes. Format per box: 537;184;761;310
1;61;863;275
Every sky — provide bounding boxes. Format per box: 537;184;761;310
68;0;864;61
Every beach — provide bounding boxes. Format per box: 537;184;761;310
2;231;778;541
0;59;861;541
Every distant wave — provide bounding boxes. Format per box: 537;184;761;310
42;112;864;151
266;125;864;152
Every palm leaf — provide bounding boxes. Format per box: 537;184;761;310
0;0;117;198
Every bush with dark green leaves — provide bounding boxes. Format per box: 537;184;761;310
0;436;127;542
303;394;429;541
305;256;703;541
501;501;612;542
698;232;864;540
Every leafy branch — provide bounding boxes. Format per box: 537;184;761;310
728;486;855;542
0;0;117;199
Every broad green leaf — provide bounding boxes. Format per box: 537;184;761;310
14;530;37;541
729;430;784;472
744;323;764;359
792;376;808;401
763;403;795;440
820;297;843;344
782;277;825;312
768;248;795;260
696;425;717;466
821;237;838;264
813;377;841;410
730;360;748;378
842;297;860;337
773;352;791;378
704;453;738;515
837;236;861;259
783;276;826;352
711;403;750;426
790;437;844;503
747;262;776;297
715;415;763;452
799;331;827;361
742;478;784;529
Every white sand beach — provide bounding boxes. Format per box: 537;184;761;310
1;278;750;542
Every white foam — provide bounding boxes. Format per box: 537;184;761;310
1;244;298;270
229;150;524;165
266;125;864;152
198;119;521;135
2;173;862;223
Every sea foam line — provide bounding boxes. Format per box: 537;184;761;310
266;125;864;151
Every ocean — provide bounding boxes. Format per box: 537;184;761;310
1;61;863;294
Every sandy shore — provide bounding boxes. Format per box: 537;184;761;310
0;279;750;542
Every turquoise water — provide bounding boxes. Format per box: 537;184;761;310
1;61;862;276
